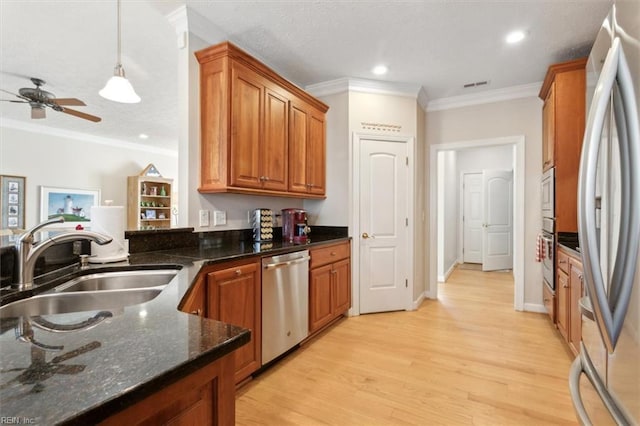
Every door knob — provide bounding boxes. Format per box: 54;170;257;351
362;232;374;239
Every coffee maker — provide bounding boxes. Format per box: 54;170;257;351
281;208;310;243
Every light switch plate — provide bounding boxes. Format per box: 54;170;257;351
199;210;210;227
213;210;227;226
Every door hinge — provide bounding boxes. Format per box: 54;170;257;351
405;279;408;288
405;218;408;226
406;157;409;166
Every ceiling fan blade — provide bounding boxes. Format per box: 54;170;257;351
0;99;28;103
60;107;102;123
31;106;46;119
52;98;86;106
0;88;30;102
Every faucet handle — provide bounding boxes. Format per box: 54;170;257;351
18;217;65;244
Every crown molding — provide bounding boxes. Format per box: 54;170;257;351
426;82;542;112
1;118;178;157
306;77;427;106
184;6;227;45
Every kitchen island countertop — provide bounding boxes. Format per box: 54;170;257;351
0;234;349;425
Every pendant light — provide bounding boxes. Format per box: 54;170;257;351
99;0;141;103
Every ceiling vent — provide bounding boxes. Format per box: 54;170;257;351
463;80;490;89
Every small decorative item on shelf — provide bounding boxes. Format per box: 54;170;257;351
158;213;166;219
145;210;156;219
160;186;166;197
141;182;147;195
150;186;158;196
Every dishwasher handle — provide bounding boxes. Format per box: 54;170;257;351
263;255;310;270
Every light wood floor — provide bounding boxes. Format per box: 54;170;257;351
236;267;577;425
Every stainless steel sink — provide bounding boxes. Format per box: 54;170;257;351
0;268;179;319
53;269;178;293
0;287;164;319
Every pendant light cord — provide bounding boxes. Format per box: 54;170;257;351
116;0;122;67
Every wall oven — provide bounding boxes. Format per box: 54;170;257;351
541;166;555;291
541;217;555;290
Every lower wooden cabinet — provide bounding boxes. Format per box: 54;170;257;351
568;257;584;356
555;246;584;356
556;268;570;341
206;259;261;384
99;352;235;426
309;241;351;335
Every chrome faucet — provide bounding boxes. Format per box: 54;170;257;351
13;217;113;290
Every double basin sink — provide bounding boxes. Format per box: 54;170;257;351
0;267;180;319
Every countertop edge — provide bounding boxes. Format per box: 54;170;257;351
61;329;251;426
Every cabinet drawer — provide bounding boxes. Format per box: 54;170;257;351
310;242;350;268
557;250;570;274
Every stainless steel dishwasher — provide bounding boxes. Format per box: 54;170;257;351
261;250;310;365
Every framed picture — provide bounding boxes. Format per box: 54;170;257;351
40;186;100;227
145;209;156;219
1;175;26;229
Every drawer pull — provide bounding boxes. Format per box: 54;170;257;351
559;260;567;264
330;252;337;256
235;269;242;275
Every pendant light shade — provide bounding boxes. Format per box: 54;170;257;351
99;0;141;104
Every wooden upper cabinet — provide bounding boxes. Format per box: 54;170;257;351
539;57;587;233
195;41;328;199
542;82;556;171
289;99;326;195
230;63;289;191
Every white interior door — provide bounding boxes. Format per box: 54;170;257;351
482;170;513;271
359;138;409;314
463;173;483;263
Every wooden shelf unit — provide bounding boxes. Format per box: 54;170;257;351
127;176;173;230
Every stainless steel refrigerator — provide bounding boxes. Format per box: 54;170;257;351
570;1;640;424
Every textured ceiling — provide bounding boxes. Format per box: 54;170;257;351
1;0;613;152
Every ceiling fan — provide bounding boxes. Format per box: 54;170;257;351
1;77;101;122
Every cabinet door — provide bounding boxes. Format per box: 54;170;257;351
230;63;263;189
542;82;555;171
309;264;334;333
557;269;570;340
207;261;261;383
180;279;206;317
262;86;288;191
307;110;326;195
569;258;584;355
332;258;351;315
288;101;309;193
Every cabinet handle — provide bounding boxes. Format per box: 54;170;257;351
563;283;569;288
559;260;567;264
235;269;242;275
191;309;202;316
330;251;337;256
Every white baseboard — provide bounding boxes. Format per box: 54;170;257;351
437;262;457;283
412;292;426;310
523;303;547;313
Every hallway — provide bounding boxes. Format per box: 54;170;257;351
236;267;577;425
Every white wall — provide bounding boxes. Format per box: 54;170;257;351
427;96;544;309
0;125;178;229
456;144;513;172
438;150;458;280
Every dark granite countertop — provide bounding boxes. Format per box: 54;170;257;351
0;233;350;425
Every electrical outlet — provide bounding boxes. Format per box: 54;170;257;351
199;210;210;227
213;210;227;226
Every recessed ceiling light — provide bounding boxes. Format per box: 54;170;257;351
372;65;388;76
139;133;149;139
506;30;526;44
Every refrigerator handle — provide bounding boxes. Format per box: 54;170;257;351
569;343;631;425
578;37;640;352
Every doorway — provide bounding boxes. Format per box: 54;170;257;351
429;136;525;310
